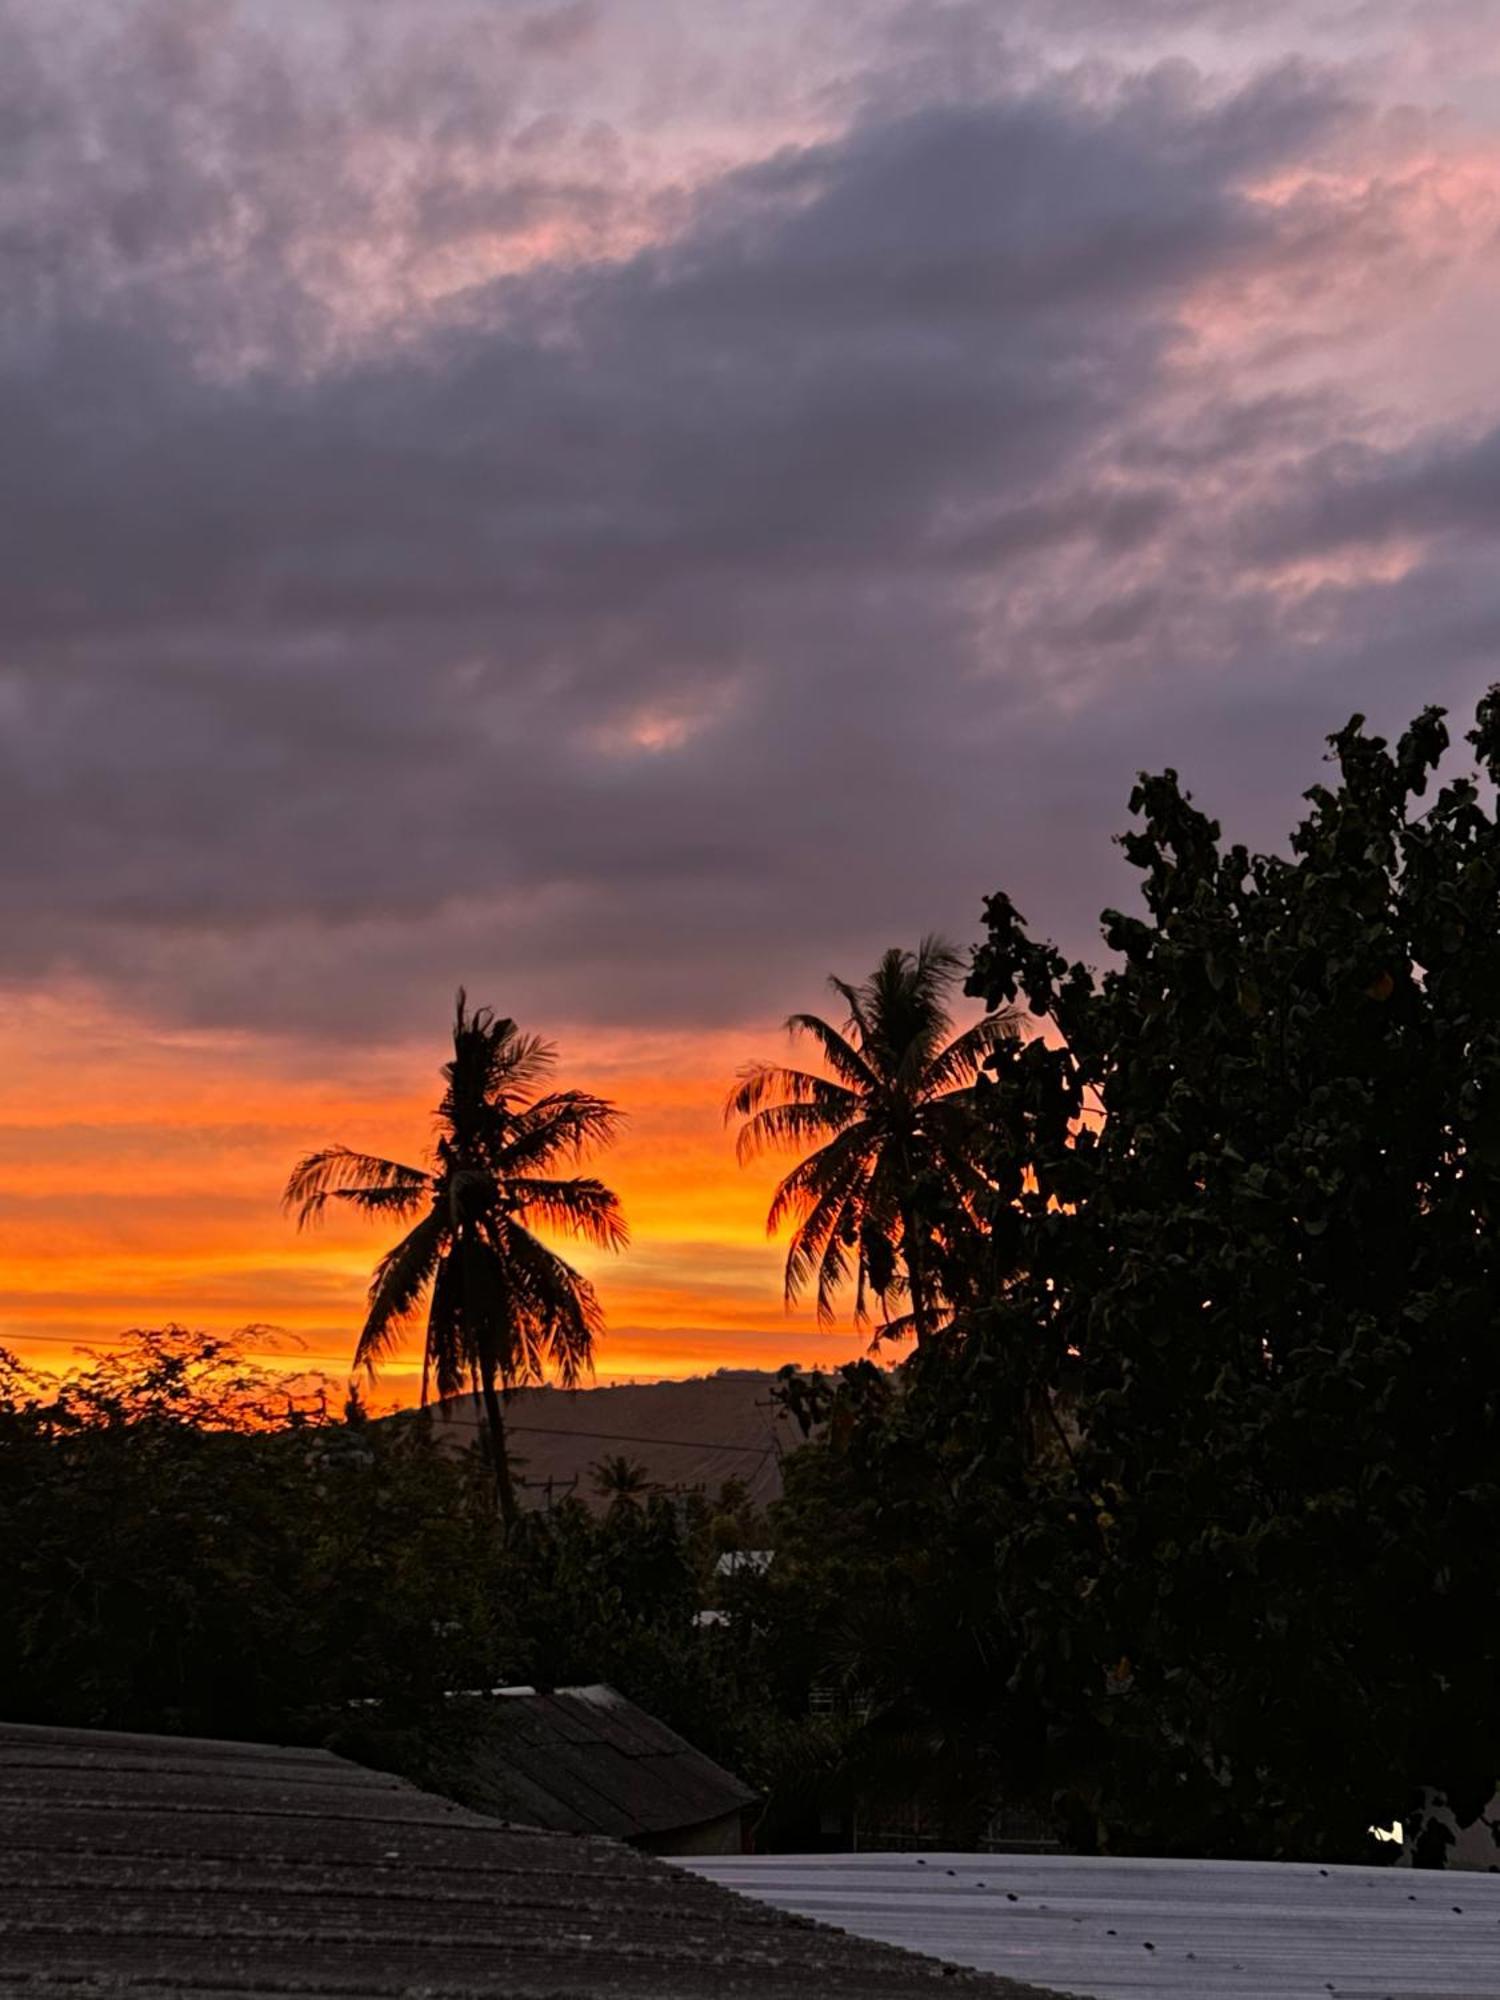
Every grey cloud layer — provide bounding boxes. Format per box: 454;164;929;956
1;3;1495;1034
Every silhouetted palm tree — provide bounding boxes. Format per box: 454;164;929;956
727;939;1018;1345
284;992;626;1526
591;1453;653;1506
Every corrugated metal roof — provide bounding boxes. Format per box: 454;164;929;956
0;1720;1070;1999
683;1849;1500;1999
459;1683;759;1841
715;1551;774;1576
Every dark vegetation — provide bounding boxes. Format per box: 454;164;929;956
5;695;1500;1863
0;1328;783;1822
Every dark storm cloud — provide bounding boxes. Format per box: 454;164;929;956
1254;425;1500;558
0;3;1495;1034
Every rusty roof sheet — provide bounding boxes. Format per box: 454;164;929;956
0;1720;1073;2000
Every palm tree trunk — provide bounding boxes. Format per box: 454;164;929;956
901;1200;937;1348
909;1261;936;1347
478;1371;519;1532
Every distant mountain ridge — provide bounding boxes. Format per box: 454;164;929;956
408;1370;802;1512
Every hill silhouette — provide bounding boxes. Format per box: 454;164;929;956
408;1370;800;1513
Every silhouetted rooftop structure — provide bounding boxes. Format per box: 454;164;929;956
0;1719;1068;1999
452;1683;758;1853
688;1849;1500;1999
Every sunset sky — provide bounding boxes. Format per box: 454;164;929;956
5;0;1500;1394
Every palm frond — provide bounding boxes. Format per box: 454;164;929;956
445;1000;518;1134
766;1123;877;1236
498;1219;603;1388
912;933;965;985
865;937;961;1077
499;1090;625;1172
444;993;559;1123
425;1248;466;1401
335;1182;436;1217
353;1211;446;1378
283;1147;429;1231
851;1155;904;1292
811;1224;855;1324
918;1010;1023;1096
509;1175;629;1250
825;972;877;1051
726;1060;857;1124
733;1095;861;1166
783;1012;879;1093
775;1135;875;1321
486;1025;558;1099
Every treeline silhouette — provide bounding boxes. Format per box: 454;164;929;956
7;691;1500;1862
0;1328;795;1825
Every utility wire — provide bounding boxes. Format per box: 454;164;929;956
6;1341;795;1457
475;1420;779;1456
0;1368;783;1458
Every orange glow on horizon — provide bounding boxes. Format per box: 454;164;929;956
0;987;877;1396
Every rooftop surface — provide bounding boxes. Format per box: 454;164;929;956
0;1720;1071;2000
683;1849;1500;2000
452;1682;758;1841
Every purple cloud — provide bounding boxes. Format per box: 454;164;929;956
0;2;1496;1039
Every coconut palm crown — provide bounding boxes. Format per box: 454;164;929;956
284;991;626;1521
728;938;1018;1344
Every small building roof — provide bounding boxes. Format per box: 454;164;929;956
715;1549;774;1576
456;1682;758;1842
0;1718;1067;1999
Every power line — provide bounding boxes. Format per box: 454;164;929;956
3;1343;794;1457
474;1420;778;1457
5;1330;339;1361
